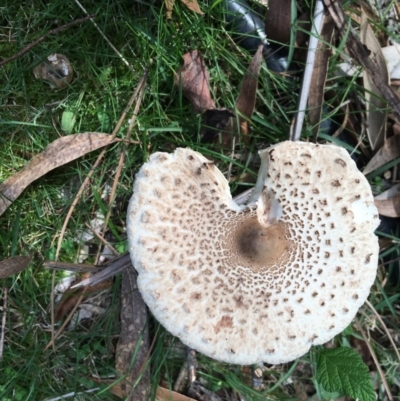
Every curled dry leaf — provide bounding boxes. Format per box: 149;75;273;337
308;15;335;141
175;50;215;114
360;10;389;151
33;53;73;89
235;44;264;138
363;135;400;175
323;0;400;122
0;133;115;216
0;255;32;279
55;279;112;321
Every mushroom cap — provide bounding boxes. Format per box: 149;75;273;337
127;141;379;365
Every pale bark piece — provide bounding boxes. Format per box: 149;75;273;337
360;10;389;151
0;133;115;216
375;193;400;217
0;255;32;279
175;50;215;114
308;15;335;141
363;135;400;175
116;267;150;401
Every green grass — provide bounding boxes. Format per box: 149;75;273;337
1;0;400;400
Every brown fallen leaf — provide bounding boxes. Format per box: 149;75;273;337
201;47;264;146
235;45;264;138
0;255;32;279
156;386;197;401
360;10;389;151
165;0;203;19
175;51;215;114
308;14;335;141
55;279;112;321
116;267;150;401
0;133;115;216
363;135;400;175
375;193;400;217
323;0;400;121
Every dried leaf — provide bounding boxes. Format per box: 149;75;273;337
360;10;389;151
308;15;335;141
0;133;115;216
363;135;400;175
236;44;263;123
165;0;203;19
375;193;400;217
156;387;197;401
265;0;292;44
175;51;215;114
55;279;112;321
116;268;150;401
180;0;203;15
0;255;32;279
323;0;400;122
165;0;175;19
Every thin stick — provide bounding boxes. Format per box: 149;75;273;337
44;286;88;351
366;300;400;363
96;69;148;263
290;0;326;141
73;0;135;73
0;287;8;361
355;317;393;401
50;67;149;351
0;16;94;67
84;223;119;256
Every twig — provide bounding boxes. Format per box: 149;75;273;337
50;66;149;351
355;317;393;401
0;287;8;361
0;16;94;67
84;223;119;256
96;69;148;263
290;0;326;141
365;300;400;363
73;0;135;73
44;286;88;351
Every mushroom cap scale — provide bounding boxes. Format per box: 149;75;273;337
127;141;379;365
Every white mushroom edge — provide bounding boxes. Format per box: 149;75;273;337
127;141;380;365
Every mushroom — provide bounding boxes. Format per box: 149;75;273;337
126;141;379;365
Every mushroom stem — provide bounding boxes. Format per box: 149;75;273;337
257;188;283;227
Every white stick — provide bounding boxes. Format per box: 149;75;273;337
290;0;326;141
